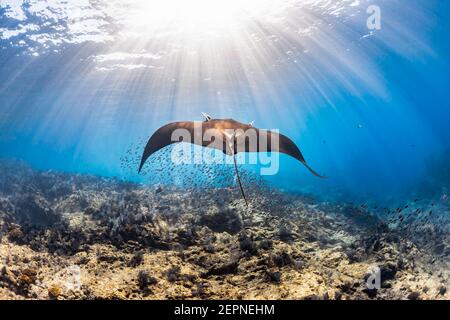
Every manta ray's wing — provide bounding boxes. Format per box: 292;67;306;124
138;121;196;173
235;128;325;178
138;121;226;173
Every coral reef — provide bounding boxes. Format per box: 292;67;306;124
0;160;448;300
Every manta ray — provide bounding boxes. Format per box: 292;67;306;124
138;113;324;205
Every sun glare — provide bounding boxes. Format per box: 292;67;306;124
126;0;287;32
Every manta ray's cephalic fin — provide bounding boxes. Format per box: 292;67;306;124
201;112;212;121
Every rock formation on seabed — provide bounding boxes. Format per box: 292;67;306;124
0;160;448;300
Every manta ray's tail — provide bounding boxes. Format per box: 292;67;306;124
301;160;327;179
226;135;248;206
232;153;248;206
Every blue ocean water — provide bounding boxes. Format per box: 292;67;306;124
0;0;449;204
